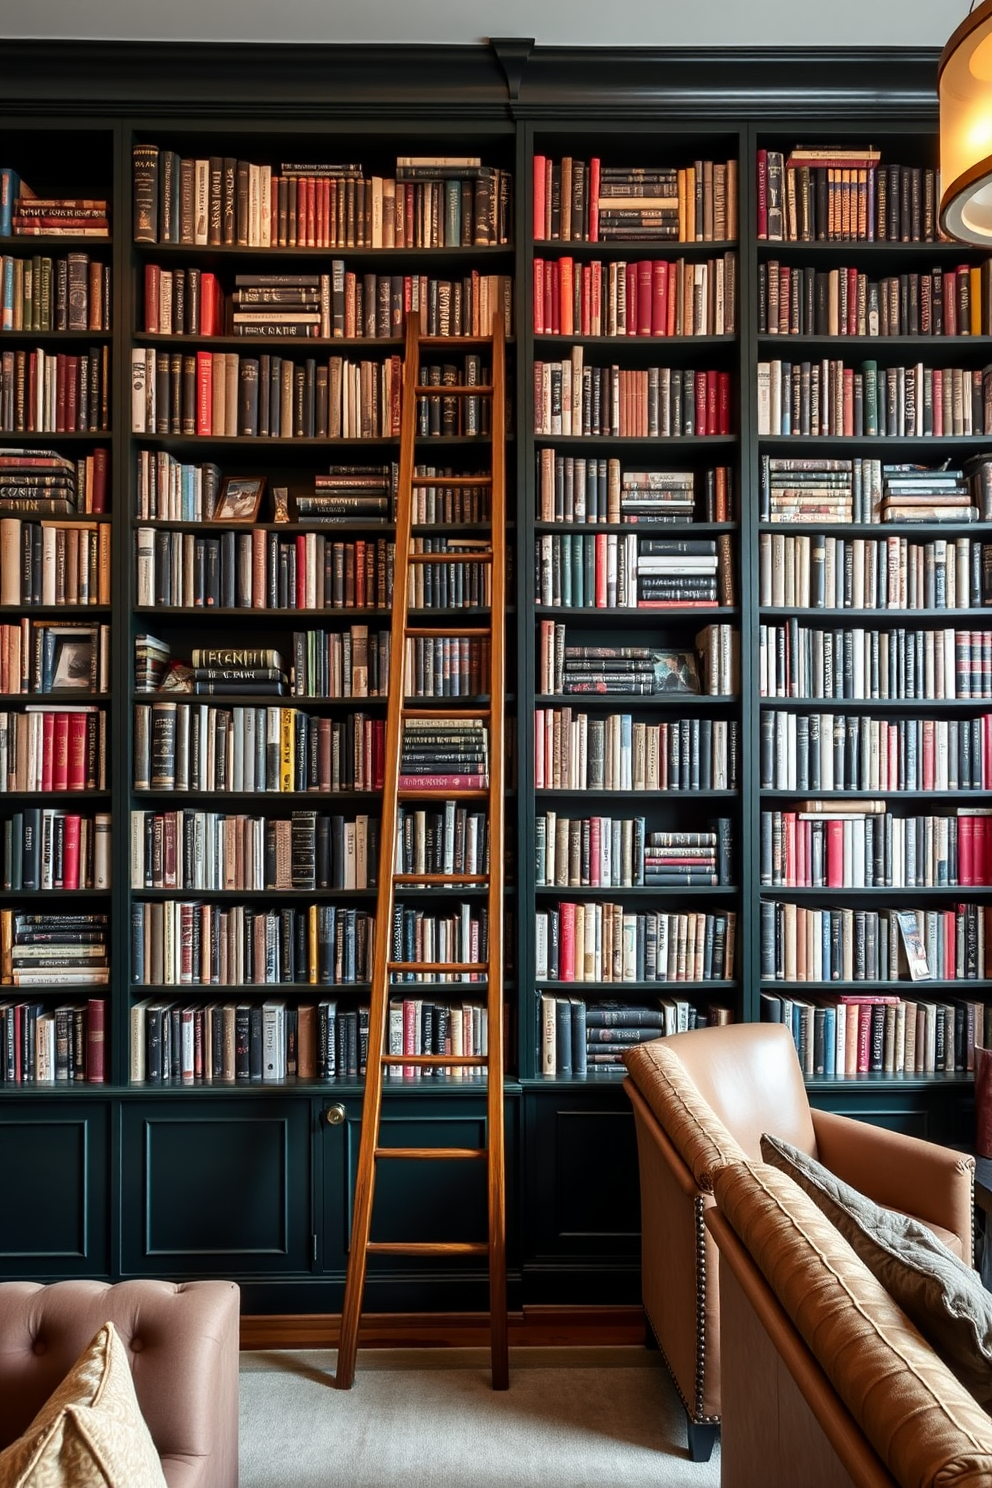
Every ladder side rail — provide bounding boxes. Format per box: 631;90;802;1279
335;310;423;1390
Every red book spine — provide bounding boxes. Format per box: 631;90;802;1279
695;372;707;435
403;996;418;1078
933;369;944;436
62;812;81;889
922;719;935;790
533;155;547;241
589;816;601;887
960;816;975;886
560;257;574;338
51;712;68;790
595;532;608;607
295;534;307;610
946;272;958;337
707;372;719;436
559;900;576;981
550;261;560;336
652;261;668;336
588;157;600;243
624;262;635;337
533;258;545;334
843;368;854;436
307;177;316;247
196;350;212;435
857;1005;872;1072
200;273;220;336
86;998;105;1083
847;266;858;335
69;711;87;791
667;267;678;338
637;260;653;337
55;352;68;431
826;818;845;887
89;447;108;513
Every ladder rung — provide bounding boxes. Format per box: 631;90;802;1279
407;551;492;563
404;627;491;639
365;1241;489;1256
374;1146;486;1160
387;960;488;973
410;475;492;487
381;1054;487;1067
414;384;494;396
419;335;494;347
393;873;488;884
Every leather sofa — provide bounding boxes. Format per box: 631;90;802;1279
623;1022;975;1460
0;1279;240;1488
707;1158;992;1488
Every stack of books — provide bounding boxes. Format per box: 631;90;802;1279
398;717;489;790
230;272;321;337
2;908;109;986
621;470;695;524
643;826;732;886
134;634;171;693
0;448;79;515
191;647;288;697
3;174;109;238
297;464;397;525
880;465;975;524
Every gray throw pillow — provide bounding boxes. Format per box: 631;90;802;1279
760;1130;992;1405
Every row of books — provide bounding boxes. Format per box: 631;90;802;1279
759;900;989;985
131;900;375;987
758;262;991;339
535;903;737;984
539;995;731;1075
760;805;992;889
538;624;741;697
135;528;396;614
143;265;512;341
758;532;992;612
0;621;109;696
0;518;110;607
535;532;735;609
534;359;732;438
538;456;734;525
535;818;733;888
398;717;489;791
759;623;991;700
2;808;111;891
0;447;108;517
0;705;106;793
0;175;109;239
387;995;489;1079
532;253;737;338
400;634;490;700
1;909;109;986
756;359;992;439
534;709;739;793
134;704;387;794
0;345;110;434
759;710;992;794
404;538;493;611
0;998;106;1084
129;997;369;1084
757;149;938;243
133;147;513;248
532;156;738;244
759;456;992;526
2;253;111;334
414;358;492;439
290;627;392;699
130;809;379;892
393;802;489;878
760;990;986;1078
130;347;403;440
389;902;489;981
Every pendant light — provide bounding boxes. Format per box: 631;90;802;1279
940;0;992;243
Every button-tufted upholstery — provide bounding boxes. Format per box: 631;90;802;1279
0;1279;239;1488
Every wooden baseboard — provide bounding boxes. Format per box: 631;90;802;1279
240;1305;647;1351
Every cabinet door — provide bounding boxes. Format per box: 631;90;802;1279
521;1087;641;1304
320;1091;519;1312
120;1098;311;1277
0;1101;109;1278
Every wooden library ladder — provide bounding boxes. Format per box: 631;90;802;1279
333;309;508;1391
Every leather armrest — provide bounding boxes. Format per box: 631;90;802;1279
810;1108;974;1263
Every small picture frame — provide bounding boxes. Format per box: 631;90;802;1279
652;650;701;694
50;629;96;690
896;910;932;982
212;476;266;524
272;486;291;523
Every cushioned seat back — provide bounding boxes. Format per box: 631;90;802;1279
627;1022;817;1167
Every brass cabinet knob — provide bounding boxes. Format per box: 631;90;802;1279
325;1103;347;1126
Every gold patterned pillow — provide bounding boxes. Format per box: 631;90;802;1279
0;1320;167;1488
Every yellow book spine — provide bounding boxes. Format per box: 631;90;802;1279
309;903;318;985
280;707;294;792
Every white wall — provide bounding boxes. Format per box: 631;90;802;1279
0;0;970;48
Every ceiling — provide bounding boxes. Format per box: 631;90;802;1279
0;0;971;48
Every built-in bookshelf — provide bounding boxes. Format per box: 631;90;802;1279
126;125;515;1090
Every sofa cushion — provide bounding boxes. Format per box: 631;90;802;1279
0;1321;167;1488
623;1041;746;1191
713;1158;992;1487
760;1131;992;1406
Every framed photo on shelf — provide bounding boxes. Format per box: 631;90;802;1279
49;628;97;690
652;650;700;694
212;476;266;523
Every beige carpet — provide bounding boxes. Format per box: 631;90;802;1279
239;1347;720;1487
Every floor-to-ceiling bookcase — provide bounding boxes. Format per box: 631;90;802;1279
0;42;980;1323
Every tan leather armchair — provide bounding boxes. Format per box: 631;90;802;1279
0;1279;240;1488
623;1022;975;1462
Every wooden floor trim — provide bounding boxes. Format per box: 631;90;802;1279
240;1305;647;1351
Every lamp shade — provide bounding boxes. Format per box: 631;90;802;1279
940;0;992;243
